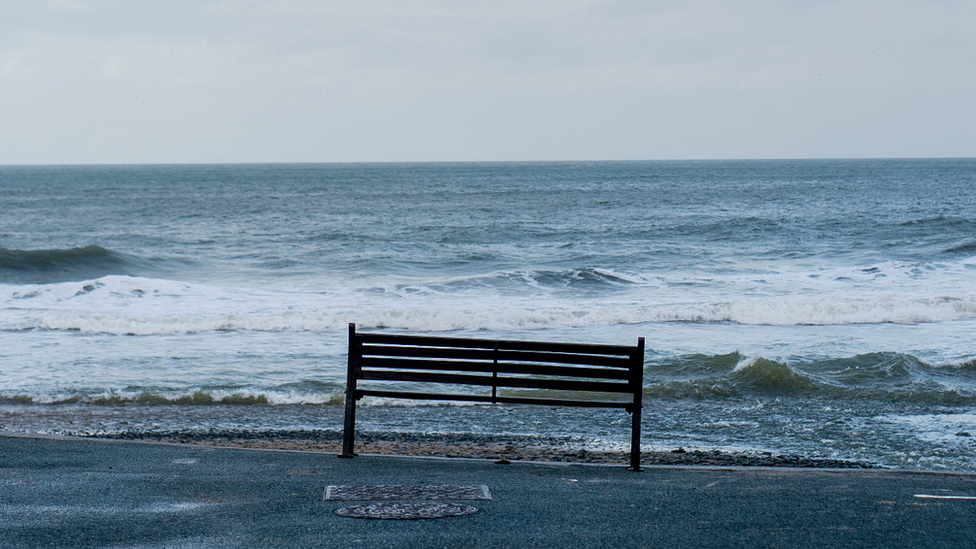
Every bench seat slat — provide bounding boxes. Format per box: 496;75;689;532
356;389;633;409
360;357;632;380
359;369;634;393
361;345;633;368
360;333;635;356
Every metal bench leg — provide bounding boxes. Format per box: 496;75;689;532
340;392;356;458
628;337;644;471
340;323;359;458
628;406;642;471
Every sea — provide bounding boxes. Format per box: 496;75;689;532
2;159;976;471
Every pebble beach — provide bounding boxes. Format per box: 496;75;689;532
85;429;879;469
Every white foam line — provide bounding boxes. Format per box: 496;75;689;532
914;494;976;500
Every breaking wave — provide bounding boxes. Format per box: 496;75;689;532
644;352;976;404
5;273;976;335
0;245;144;283
5;352;975;409
0;388;346;407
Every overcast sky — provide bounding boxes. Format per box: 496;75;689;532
1;0;974;164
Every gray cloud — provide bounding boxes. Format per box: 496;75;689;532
1;0;973;163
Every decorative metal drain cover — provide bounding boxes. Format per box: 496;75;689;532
324;485;492;501
335;502;479;520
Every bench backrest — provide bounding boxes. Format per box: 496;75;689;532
350;325;644;409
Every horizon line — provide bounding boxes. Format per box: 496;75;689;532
1;156;974;168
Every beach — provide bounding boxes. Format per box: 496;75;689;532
87;429;878;469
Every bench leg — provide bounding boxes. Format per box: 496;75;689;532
340;323;359;458
340;393;356;458
628;406;642;472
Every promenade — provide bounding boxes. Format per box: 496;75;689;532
2;434;975;548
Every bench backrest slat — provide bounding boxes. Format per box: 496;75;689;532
360;332;636;356
361;344;634;368
359;369;635;393
360;357;633;380
359;389;634;409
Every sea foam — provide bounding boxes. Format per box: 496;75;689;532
4;270;976;335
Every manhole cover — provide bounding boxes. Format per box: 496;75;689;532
335;502;479;520
325;485;492;501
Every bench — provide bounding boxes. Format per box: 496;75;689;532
340;323;646;470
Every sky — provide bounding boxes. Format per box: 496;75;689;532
1;0;974;164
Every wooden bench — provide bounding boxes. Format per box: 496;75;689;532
340;323;646;470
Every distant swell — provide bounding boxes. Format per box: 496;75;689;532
0;245;137;283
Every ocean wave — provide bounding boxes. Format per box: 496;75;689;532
731;357;822;392
900;215;976;229
13;300;976;335
385;267;653;295
5;268;976;335
0;388;493;408
943;240;976;256
0;388;346;407
664;294;976;326
508;268;647;289
0;245;143;284
643;352;976;404
5;351;974;408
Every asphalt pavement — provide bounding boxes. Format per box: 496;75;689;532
2;434;976;548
